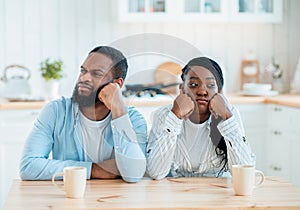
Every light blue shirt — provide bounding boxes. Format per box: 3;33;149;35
19;97;148;182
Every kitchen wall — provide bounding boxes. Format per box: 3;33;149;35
0;0;299;97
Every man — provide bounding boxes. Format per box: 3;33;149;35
20;46;147;182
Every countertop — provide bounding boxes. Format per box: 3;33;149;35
0;93;299;110
228;94;300;107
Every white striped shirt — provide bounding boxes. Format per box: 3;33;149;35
146;104;256;180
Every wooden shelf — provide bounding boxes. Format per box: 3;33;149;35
240;59;260;90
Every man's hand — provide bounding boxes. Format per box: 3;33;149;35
91;159;121;179
98;83;127;119
209;93;232;120
171;93;194;120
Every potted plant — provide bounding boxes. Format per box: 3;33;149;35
40;58;64;99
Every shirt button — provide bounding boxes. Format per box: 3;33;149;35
112;125;115;129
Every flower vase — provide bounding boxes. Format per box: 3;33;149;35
272;78;284;93
44;80;60;100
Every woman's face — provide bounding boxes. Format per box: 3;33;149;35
182;66;219;115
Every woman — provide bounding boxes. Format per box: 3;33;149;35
146;57;255;179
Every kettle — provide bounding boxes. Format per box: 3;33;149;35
1;64;31;98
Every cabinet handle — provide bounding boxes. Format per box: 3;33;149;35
270;165;282;171
274;107;282;112
272;130;282;135
30;111;39;116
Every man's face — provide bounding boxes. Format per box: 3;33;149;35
72;52;114;107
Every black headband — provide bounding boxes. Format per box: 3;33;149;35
181;57;224;91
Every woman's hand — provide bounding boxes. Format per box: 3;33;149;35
209;93;232;120
171;92;194;120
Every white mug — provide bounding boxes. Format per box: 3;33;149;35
232;164;264;196
52;166;87;198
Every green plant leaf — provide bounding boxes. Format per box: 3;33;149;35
40;58;64;81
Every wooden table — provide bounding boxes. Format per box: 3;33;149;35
3;177;300;210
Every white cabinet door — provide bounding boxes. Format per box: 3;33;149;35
178;0;228;22
291;136;300;188
0;109;40;209
118;0;175;22
265;133;291;179
266;104;294;181
288;107;300;188
229;0;282;23
234;104;267;171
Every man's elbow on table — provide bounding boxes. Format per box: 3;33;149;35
19;159;32;180
19;165;39;181
19;158;47;180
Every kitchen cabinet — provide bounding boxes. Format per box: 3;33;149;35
266;104;300;187
0;109;40;209
287;106;300;188
234;104;267;171
265;131;291;179
179;0;228;22
118;0;282;22
118;0;173;22
291;136;300;188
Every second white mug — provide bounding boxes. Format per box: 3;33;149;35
232;164;264;196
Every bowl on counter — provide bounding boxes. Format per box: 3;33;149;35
241;83;277;96
243;83;272;91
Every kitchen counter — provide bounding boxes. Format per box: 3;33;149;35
0;100;47;110
227;94;300;109
0;95;175;110
228;94;266;104
265;94;300;108
0;94;299;110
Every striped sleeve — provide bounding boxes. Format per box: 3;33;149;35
146;105;182;180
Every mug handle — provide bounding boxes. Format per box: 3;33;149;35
254;170;265;187
52;172;64;191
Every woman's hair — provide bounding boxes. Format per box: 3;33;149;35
181;57;228;175
210;117;228;176
181;57;224;91
89;46;128;80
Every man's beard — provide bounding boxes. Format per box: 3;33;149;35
72;84;103;107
